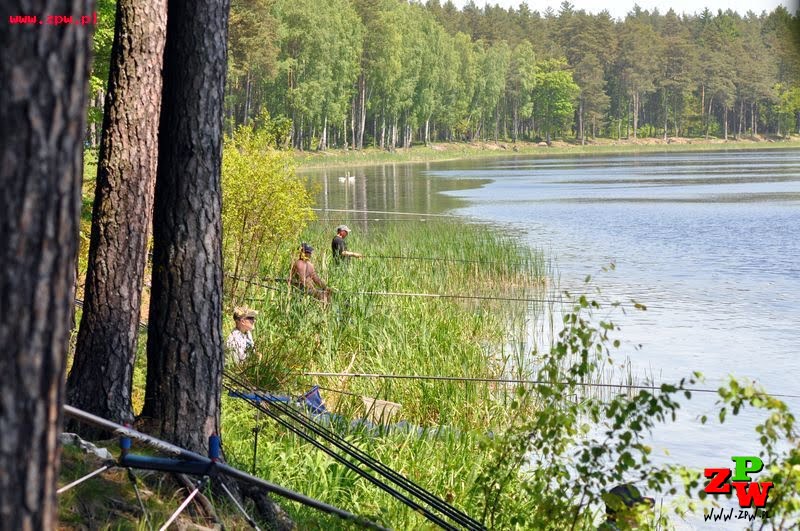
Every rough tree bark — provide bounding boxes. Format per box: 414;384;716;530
67;0;167;432
141;0;230;454
0;0;91;527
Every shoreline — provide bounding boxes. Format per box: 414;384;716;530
294;135;800;169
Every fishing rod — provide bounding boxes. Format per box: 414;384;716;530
223;372;484;530
300;372;800;400
361;254;535;266
227;275;565;305
314;218;433;222
312;208;462;218
62;405;388;530
226;274;288;291
337;289;564;305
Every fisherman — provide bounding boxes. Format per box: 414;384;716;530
225;306;258;364
598;484;655;530
290;243;331;303
331;224;362;262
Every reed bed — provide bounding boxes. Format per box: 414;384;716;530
220;219;553;526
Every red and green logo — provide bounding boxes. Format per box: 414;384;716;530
704;456;773;508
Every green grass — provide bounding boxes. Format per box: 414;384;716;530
68;146;658;529
218;218;554;527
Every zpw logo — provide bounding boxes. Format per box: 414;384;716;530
704;456;773;508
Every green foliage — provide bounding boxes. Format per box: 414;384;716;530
532;58;580;142
709;378;800;525
87;0;116;131
221;115;314;302
472;291;690;529
219;220;548;527
775;83;800;135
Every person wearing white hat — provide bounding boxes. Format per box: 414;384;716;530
226;306;258;364
331;224;362;262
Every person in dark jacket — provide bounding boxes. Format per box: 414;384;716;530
331;225;362;262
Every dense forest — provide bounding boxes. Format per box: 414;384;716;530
86;1;800;150
161;1;800;149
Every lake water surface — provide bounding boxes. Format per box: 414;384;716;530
305;148;800;527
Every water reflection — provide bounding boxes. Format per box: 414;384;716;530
302;149;800;529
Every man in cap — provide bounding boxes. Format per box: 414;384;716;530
331;225;362;262
226;306;258;364
290;243;330;303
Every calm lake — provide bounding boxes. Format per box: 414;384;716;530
304;148;800;526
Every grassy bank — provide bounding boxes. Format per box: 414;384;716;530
220;219;553;527
294;135;800;169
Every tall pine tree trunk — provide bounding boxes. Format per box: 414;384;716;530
142;0;230;454
0;1;91;526
67;0;167;433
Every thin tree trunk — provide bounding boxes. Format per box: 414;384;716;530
632;92;639;140
724;104;728;140
343;115;348;151
700;84;705;135
738;99;744;137
319;115;327;151
512;104;519;142
705;96;713;139
578;98;585;145
0;1;91;526
626;99;630;139
142;0;230;454
357;74;366;149
424;117;430;146
68;0;167;433
753;103;758;136
380;113;385;150
243;69;252;125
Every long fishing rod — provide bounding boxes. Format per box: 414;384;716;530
226;274;288;290
224;382;461;531
314;218;433;222
300;372;800;400
362;254;533;265
313;208;462;218
227;275;564;305
338;289;563;305
225;382;453;529
62;405;388;530
224;372;484;530
224;372;483;530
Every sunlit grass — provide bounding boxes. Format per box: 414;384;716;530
218;218;554;526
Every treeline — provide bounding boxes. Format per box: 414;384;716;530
220;0;800;149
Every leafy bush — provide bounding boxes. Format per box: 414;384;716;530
221;116;315;303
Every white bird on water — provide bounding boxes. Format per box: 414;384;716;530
338;171;355;183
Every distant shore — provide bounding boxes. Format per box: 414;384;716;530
294;135;800;169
